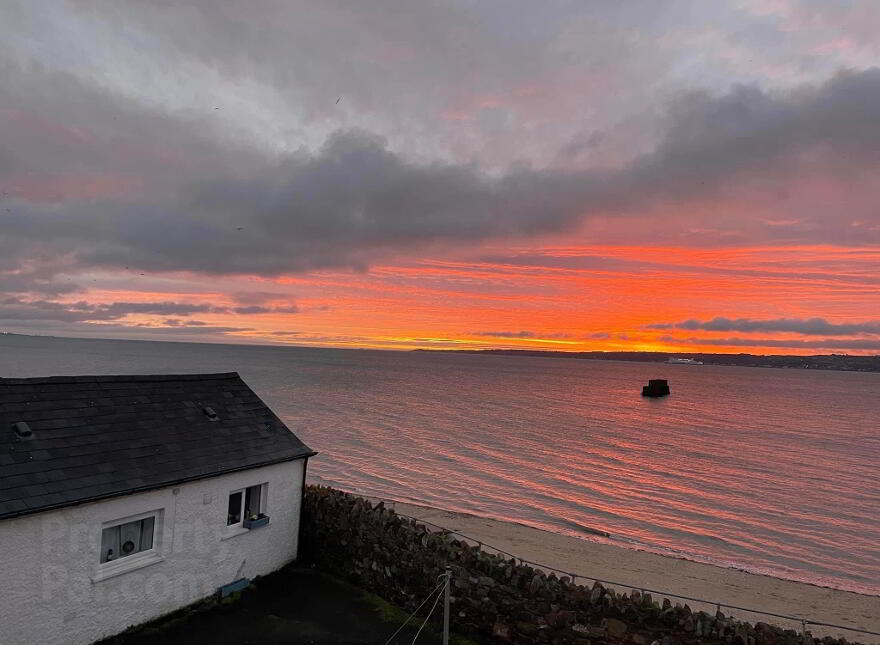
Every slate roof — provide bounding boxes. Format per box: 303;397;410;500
0;372;315;520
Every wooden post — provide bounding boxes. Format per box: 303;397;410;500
443;567;451;645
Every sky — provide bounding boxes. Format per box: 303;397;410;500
3;0;880;354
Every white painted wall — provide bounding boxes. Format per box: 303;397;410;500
0;458;306;645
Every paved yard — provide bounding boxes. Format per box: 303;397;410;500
97;567;438;645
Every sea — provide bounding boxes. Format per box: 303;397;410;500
1;333;878;596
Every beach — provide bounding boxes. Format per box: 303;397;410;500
381;499;880;643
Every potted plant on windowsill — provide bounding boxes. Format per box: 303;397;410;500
243;512;269;529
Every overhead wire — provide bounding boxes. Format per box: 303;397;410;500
410;575;447;645
382;578;447;645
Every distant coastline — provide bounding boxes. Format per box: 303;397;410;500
3;331;878;372
414;348;880;372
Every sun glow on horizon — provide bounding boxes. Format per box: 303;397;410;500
8;243;875;356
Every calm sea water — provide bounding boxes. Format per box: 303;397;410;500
2;334;878;595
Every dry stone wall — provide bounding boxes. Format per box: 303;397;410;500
301;486;860;645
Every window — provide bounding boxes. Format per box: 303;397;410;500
100;515;156;564
227;484;266;526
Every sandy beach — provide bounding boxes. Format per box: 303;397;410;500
372;499;879;643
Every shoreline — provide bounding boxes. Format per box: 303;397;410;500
362;495;880;643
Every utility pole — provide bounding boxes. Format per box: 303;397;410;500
442;567;451;645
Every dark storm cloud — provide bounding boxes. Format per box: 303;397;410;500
647;317;880;336
4;66;880;283
631;69;880;194
4;0;880;292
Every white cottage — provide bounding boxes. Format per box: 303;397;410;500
0;372;315;645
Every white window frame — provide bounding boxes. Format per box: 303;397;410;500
225;483;269;535
92;509;164;583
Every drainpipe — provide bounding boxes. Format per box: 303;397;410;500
295;456;310;561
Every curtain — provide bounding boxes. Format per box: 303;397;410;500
100;525;121;563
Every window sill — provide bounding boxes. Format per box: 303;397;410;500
91;553;164;583
221;525;250;541
221;520;270;541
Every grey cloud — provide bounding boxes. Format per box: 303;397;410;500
128;324;253;334
0;298;298;323
0;298;95;322
232;304;299;314
0;320;253;341
162;319;209;327
230;292;288;305
2;128;611;274
19;0;683;166
636;70;880;192
660;335;880;351
0;298;216;322
0;268;81;298
3;3;880;295
647;317;880;336
231;306;271;314
557;131;605;162
473;330;573;339
474;331;538;339
97;302;223;317
5;67;880;283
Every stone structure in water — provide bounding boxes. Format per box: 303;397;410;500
642;379;670;397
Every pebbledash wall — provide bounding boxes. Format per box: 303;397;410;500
301;486;863;645
0;459;305;645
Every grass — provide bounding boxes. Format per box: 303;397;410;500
360;590;482;645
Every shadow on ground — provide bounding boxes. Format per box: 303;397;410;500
97;567;431;645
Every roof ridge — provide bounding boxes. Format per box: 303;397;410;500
0;372;241;385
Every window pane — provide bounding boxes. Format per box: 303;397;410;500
119;519;142;556
244;485;262;520
101;526;121;563
227;491;243;525
101;517;155;563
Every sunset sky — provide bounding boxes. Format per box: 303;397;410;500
3;1;880;353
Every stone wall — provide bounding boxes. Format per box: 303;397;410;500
301;486;860;645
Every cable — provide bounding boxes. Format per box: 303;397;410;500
410;576;446;645
382;579;446;645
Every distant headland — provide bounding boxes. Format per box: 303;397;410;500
414;348;880;372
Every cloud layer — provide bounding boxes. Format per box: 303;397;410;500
4;68;880;288
0;298;296;323
661;336;880;351
3;1;880;350
647;317;880;336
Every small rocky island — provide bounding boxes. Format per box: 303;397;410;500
642;379;670;397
